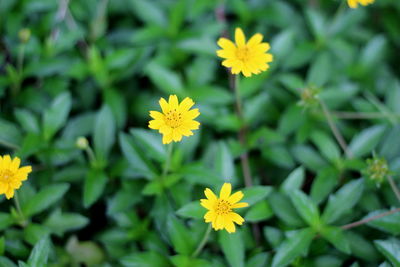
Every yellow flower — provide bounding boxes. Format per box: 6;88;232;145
200;183;248;233
216;27;273;77
148;95;200;144
347;0;374;8
0;155;32;199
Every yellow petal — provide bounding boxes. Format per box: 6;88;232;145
5;189;14;199
229;212;245;225
168;95;179;109
149;119;164;130
178;97;195;112
3;155;11;169
200;199;214;210
10;157;20;171
150;111;164;120
232;202;249;209
216;215;225;230
219;183;232;199
184;109;200;120
159;98;170;114
217;38;236;51
225;220;236;233
247;33;263;47
162;134;173;144
228;191;244;204
204;188;217;201
235;28;246;46
204;211;216;223
347;0;357;8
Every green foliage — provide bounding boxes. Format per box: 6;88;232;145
1;0;400;266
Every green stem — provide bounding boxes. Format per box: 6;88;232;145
341;207;400;230
333;111;400;120
162;143;173;178
192;224;212;258
332;0;347;24
388;176;400;204
319;99;352;158
14;191;27;227
84;146;97;167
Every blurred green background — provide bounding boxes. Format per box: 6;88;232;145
1;0;400;266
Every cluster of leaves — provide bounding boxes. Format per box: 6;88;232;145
1;0;400;266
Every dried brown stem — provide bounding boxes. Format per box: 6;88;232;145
341;208;400;230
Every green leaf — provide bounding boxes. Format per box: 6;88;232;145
119;132;156;179
167;216;194;255
145;62;184;96
348;125;386;158
14;109;40;134
121;252;169;267
322;178;364;224
245;201;273;222
42;92;72;141
130;128;166;163
22;184;70;217
246;252;269;267
0;236;4;255
374;238;400;266
170;255;210;267
268;191;304;227
0;256;17;267
271;228;316;267
263;227;283;248
291;145;327;171
176;201;204;220
364;209;400;235
307;52;331;87
129;0;166;26
219;230;245;267
289;190;320;228
281;167;305;195
0;213;14;231
45;210;88;236
93;105;116;164
320;226;351;254
27;237;50;267
83;169;107;208
310;168;338;204
346;231;380;261
0;119;22;149
242;186;272;205
310;131;341;163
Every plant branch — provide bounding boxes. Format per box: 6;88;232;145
192;224;212;258
319;99;353;158
388;176;400;204
341;208;400;230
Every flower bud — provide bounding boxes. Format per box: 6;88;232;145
76;137;89;150
364;155;390;185
18;28;31;44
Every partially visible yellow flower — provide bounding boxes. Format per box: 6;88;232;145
216;27;273;77
0;155;32;199
347;0;374;8
200;183;248;233
148;95;200;144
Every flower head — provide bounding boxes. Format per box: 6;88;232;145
347;0;374;8
216;27;273;77
200;183;248;233
149;95;200;144
0;155;32;199
364;155;390;185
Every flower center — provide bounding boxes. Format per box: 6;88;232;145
0;169;14;182
215;199;232;215
236;46;250;61
165;109;183;128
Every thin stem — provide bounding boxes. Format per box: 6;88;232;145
233;75;253;188
0;140;20;150
162;143;173;178
14;191;27;227
341;208;400;230
319;99;353;158
388;176;400;204
332;0;347;25
192;224;212;258
84;146;97;167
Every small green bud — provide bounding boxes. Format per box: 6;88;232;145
298;86;320;109
76;137;89;150
364;155;390;185
18;28;31;43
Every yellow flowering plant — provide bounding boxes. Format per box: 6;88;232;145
200;183;248;233
216;27;273;77
347;0;374;8
0;155;31;199
148;95;200;144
